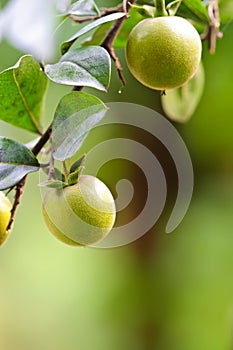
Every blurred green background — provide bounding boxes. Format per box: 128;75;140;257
1;1;233;349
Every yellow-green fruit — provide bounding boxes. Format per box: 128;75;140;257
0;192;12;246
42;175;116;246
126;16;202;91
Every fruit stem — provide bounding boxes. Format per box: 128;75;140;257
154;0;168;17
63;161;70;183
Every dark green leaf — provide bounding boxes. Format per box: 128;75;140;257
68;168;83;185
0;55;48;134
0;137;40;190
45;46;111;91
52;92;108;161
161;63;205;123
61;12;126;54
137;0;153;4
65;0;99;16
70;154;86;173
68;154;86;185
177;0;209;23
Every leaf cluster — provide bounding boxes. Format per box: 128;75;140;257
0;0;230;190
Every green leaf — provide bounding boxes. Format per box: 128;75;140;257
68;154;86;185
177;0;209;23
68;168;82;185
0;55;48;134
38;180;65;188
0;137;40;190
166;0;182;16
129;4;155;17
42;167;65;182
82;8;142;49
65;0;100;16
52;92;108;161
70;154;86;173
45;46;111;91
61;12;126;54
161;63;205;123
0;0;10;9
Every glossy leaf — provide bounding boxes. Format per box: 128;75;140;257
61;12;125;54
45;46;111;91
161;63;205;123
52;92;107;161
65;0;99;16
0;55;47;134
0;137;40;190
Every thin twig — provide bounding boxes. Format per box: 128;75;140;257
6;123;53;232
101;0;136;85
70;5;123;23
5;0;135;231
48;132;55;181
123;0;128;14
201;0;222;54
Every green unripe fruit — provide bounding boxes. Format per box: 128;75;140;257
0;192;12;246
126;16;202;91
42;175;116;246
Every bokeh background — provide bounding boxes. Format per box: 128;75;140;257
1;0;233;349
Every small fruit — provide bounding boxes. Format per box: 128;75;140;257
126;16;202;91
0;192;12;246
42;175;116;246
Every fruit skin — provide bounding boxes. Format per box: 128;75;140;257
0;192;12;246
126;16;202;91
42;175;116;246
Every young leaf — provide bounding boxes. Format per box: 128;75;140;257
38;180;65;188
68;155;86;185
65;0;100;16
52;91;108;161
68;168;83;186
42;167;65;182
161;63;205;123
166;0;182;16
129;4;155;17
70;154;86;173
45;46;111;91
61;12;126;54
0;55;47;134
0;137;40;190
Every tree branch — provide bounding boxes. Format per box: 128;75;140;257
201;0;222;54
70;5;123;23
101;0;137;86
6;123;53;232
6;0;135;232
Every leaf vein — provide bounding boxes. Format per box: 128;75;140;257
13;69;42;134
